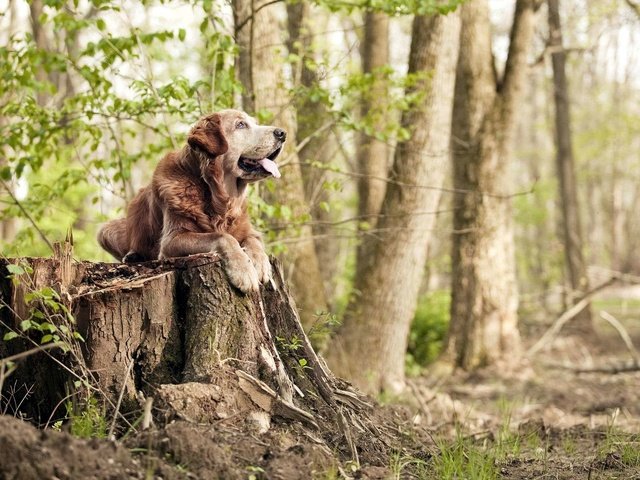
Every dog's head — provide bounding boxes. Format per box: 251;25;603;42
187;110;285;184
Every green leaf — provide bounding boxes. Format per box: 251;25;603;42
178;28;186;42
6;264;25;276
96;18;106;31
41;334;53;344
3;331;19;341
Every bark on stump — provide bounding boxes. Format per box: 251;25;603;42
0;250;379;463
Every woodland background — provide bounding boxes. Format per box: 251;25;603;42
1;0;640;403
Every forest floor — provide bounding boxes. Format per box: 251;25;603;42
407;297;640;479
2;297;639;479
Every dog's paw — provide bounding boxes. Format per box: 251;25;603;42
224;251;260;293
123;251;145;263
246;249;272;284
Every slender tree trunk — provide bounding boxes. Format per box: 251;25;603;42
354;12;391;284
443;0;541;370
232;0;328;328
328;12;461;394
29;0;51;107
548;0;592;327
287;3;343;304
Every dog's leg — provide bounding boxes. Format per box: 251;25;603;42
161;232;259;293
242;233;271;284
97;219;129;261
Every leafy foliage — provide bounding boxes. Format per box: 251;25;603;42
406;290;450;373
0;0;239;259
315;0;466;15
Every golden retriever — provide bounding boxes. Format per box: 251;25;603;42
97;109;285;292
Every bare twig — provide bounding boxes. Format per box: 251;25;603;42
527;277;619;356
234;0;285;34
543;360;640;374
599;311;640;364
141;396;153;430
108;357;135;440
0;342;67;365
0;177;54;253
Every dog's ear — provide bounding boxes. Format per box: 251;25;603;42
188;113;229;157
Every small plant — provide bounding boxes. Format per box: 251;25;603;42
433;430;499;480
66;396;108;439
561;436;576;455
597;409;640;467
2;261;83;352
276;335;302;352
1;256;98;429
388;451;430;480
307;311;341;346
246;465;265;480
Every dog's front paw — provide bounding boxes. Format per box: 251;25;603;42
224;251;260;293
123;251;145;263
246;249;272;284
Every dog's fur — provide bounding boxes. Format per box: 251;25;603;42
97;109;286;292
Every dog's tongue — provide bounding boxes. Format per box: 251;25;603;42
259;158;281;178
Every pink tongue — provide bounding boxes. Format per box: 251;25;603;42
259;158;281;178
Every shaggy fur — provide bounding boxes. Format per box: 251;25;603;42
97;109;286;292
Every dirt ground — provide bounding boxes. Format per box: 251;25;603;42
2;307;640;479
404;308;640;480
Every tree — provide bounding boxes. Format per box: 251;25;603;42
548;0;592;326
353;12;391;286
286;2;344;304
442;0;541;370
328;11;461;394
232;0;329;327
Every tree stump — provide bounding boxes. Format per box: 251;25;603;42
1;249;393;467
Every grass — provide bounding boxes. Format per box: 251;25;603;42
432;431;500;480
597;410;640;468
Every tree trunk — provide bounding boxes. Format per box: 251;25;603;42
354;12;391;284
443;0;540;370
548;0;592;327
287;3;343;305
232;0;329;328
327;12;461;394
0;248;392;466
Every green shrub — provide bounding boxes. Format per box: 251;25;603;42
406;290;450;375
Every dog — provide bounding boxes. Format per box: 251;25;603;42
97;109;285;293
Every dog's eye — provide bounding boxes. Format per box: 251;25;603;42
236;121;248;129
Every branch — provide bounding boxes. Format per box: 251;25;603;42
0;177;54;253
235;0;285;34
600;311;640;364
499;0;542;115
543;360;640;374
527;276;619;356
625;0;640;18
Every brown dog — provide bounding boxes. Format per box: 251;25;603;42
97;109;285;292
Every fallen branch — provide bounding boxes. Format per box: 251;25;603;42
543;360;640;374
527;277;619;356
599;310;640;364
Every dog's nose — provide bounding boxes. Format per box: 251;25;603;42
274;128;287;141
